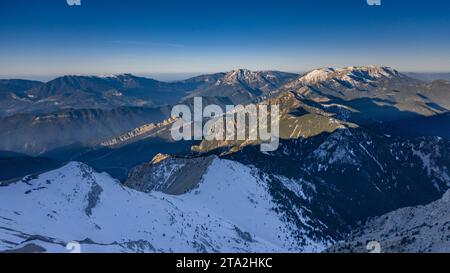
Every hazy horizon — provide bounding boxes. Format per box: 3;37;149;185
3;68;450;83
1;0;450;79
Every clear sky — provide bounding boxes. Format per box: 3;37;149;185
1;0;449;80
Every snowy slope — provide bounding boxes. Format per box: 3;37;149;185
328;190;450;253
0;159;325;253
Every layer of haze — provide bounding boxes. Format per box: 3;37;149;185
1;0;449;80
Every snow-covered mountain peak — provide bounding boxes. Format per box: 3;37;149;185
296;65;401;87
328;189;450;253
221;69;263;85
229;68;253;76
0;159;327;253
298;68;336;85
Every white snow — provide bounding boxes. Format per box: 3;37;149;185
295;66;399;87
0;159;322;253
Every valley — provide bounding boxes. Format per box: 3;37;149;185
1;66;450;253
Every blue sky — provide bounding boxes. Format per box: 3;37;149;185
1;0;449;80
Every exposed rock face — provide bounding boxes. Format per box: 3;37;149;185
150;153;171;164
191;91;357;155
125;155;341;250
100;117;176;148
327;190;450;253
125;155;217;195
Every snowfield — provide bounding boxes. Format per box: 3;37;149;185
0;159;325;253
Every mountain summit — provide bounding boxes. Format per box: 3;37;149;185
281;65;449;117
293;66;403;87
184;69;298;105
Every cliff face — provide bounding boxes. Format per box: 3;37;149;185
125;155;217;195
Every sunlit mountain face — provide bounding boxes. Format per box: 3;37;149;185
1;0;450;254
1;66;450;253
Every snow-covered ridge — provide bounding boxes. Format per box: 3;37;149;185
0;159;325;253
217;69;294;87
95;74;131;79
294;66;401;87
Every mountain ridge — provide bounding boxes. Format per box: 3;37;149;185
0;160;326;253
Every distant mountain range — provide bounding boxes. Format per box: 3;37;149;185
1;66;450;253
2;66;449;156
0;70;298;117
0;69;298;157
2;66;450;179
